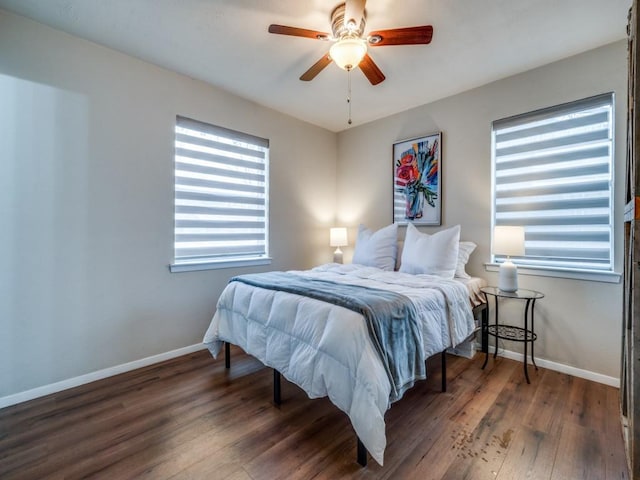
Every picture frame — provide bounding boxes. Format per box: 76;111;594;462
393;132;442;225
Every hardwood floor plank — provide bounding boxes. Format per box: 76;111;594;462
550;422;607;480
0;349;629;480
387;417;472;479
445;357;516;434
57;373;312;477
605;387;630;480
244;405;352;480
440;365;535;479
170;461;253;480
523;368;573;436
564;376;609;432
495;426;556;480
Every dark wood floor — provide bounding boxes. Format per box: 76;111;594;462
0;346;629;479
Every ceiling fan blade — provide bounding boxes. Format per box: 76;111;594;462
344;0;366;28
300;54;333;81
359;53;385;85
268;24;330;41
368;26;433;46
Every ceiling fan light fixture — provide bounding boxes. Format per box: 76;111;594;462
330;38;367;71
268;0;433;85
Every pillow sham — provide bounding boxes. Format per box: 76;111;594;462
352;223;398;271
455;241;477;279
399;224;461;279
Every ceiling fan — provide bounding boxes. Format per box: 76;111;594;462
268;0;433;85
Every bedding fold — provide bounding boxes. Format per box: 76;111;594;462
231;271;425;402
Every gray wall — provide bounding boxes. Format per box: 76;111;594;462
0;10;337;399
0;7;627;402
336;41;627;380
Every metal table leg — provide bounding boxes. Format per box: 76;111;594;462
482;293;491;369
530;298;538;371
523;298;532;384
493;296;499;359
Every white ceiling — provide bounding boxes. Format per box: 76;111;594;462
0;0;631;132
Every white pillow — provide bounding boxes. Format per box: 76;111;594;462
398;239;476;275
352;223;398;271
399;224;461;279
455;241;477;279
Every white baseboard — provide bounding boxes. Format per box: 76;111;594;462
1;342;619;410
489;346;620;388
0;343;207;410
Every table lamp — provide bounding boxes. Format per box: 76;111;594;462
493;226;525;292
330;227;348;264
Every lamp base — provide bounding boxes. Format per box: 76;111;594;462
498;260;518;292
333;248;344;264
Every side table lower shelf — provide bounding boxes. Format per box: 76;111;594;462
487;324;537;343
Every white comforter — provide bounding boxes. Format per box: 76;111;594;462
203;263;476;466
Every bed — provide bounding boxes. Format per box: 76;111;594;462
203;261;487;466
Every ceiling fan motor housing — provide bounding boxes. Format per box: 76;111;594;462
331;3;366;39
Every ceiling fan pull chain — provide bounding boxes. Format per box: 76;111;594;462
347;68;353;125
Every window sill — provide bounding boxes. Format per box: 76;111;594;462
484;263;621;284
170;257;272;273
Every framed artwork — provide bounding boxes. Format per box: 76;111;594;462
393;132;442;225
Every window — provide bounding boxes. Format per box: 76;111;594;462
491;93;615;278
170;116;270;272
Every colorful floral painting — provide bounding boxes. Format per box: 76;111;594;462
393;133;442;225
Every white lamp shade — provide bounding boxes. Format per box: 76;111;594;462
493;226;525;257
329;38;367;70
330;227;348;247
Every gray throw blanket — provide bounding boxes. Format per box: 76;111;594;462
231;271;426;402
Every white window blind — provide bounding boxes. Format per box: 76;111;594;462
492;93;614;272
173;116;269;268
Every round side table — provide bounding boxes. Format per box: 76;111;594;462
480;286;544;383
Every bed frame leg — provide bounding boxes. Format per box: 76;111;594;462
481;303;489;354
224;342;230;369
357;436;367;467
273;369;281;405
441;350;447;392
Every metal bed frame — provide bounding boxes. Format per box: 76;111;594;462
222;301;488;467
